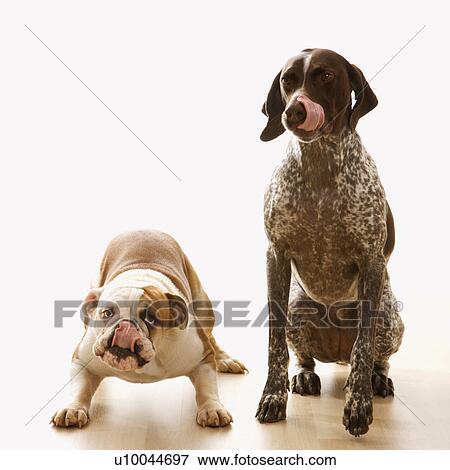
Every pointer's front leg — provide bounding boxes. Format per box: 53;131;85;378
256;247;291;423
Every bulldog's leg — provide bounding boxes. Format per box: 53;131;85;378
256;247;291;423
186;258;247;375
51;360;102;428
189;361;233;427
209;335;247;374
343;257;385;437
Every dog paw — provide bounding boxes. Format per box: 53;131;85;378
372;373;394;397
51;407;89;428
196;403;233;427
256;391;287;423
216;357;248;374
343;392;373;437
291;371;321;396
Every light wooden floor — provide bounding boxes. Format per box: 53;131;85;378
20;326;450;450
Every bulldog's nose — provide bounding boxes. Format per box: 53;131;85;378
111;320;141;352
284;102;306;125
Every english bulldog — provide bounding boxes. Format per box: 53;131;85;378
52;230;246;428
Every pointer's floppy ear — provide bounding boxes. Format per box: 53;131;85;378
347;63;378;131
260;70;286;142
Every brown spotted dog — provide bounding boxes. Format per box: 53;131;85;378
256;49;404;437
52;230;246;429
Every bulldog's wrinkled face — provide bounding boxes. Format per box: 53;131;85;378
260;48;378;143
83;286;188;371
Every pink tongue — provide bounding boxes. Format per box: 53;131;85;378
111;321;141;352
296;95;325;132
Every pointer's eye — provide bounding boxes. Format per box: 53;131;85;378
321;71;335;83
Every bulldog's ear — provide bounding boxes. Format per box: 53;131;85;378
81;287;103;323
260;70;286;142
165;293;189;329
143;286;188;329
166;293;189;330
347;64;378;131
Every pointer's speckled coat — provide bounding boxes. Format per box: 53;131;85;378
256;49;404;437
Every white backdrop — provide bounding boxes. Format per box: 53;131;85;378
1;0;449;448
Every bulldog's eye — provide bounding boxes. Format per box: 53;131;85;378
139;306;156;328
143;310;158;328
100;309;114;319
321;71;335;83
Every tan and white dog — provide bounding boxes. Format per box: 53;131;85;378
51;230;246;428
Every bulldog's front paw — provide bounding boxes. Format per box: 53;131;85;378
51;407;89;428
343;391;373;437
256;390;288;423
216;357;248;374
196;402;233;427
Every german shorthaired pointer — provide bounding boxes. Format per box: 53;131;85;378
255;49;404;436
